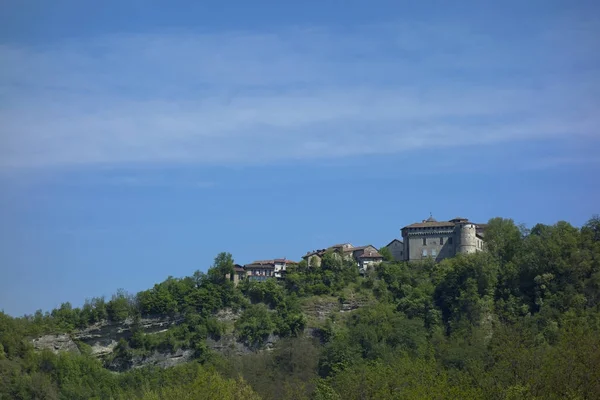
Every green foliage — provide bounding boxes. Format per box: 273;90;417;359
216;337;320;399
107;289;134;323
318;303;428;376
317;355;483;400
208;252;236;285
433;253;499;333
139;366;260;400
235;304;275;347
284;254;359;297
378;246;394;262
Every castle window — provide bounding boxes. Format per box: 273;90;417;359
440;237;444;245
448;237;453;245
422;249;428;257
431;249;437;257
422;238;426;245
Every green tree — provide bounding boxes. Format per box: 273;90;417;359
484;217;524;265
235;303;274;347
378;246;394;262
107;289;132;322
207;252;235;286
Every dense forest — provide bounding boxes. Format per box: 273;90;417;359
1;216;599;399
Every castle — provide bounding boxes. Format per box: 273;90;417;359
390;216;486;262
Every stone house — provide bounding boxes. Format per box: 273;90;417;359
384;239;404;261
303;249;325;267
226;264;247;287
271;258;298;279
243;258;298;281
244;261;276;282
355;248;384;271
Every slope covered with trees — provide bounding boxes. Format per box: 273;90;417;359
1;216;599;399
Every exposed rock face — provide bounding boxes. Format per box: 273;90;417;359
32;334;80;354
108;349;195;372
215;308;241;323
340;300;366;313
303;298;340;321
73;317;180;356
206;335;251;357
206;332;280;356
31;316;180;359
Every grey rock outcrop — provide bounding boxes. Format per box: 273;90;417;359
31;316;180;359
32;334;80;354
72;316;180;356
107;349;195;372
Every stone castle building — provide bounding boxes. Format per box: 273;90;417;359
398;216;486;262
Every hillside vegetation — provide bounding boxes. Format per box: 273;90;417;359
1;216;600;399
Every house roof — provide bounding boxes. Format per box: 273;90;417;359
344;244;377;252
244;263;275;269
249;258;298;266
234;265;245;272
273;258;298;264
303;249;326;258
385;239;403;247
402;216;488;231
358;251;383;259
403;221;456;229
329;243;353;248
250;260;274;265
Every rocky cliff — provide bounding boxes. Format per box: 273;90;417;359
32;316;184;368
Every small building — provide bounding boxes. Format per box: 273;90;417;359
267;258;297;279
384;239;404;261
227;264;247;286
244;261;276;282
303;249;325;267
356;249;384;271
244;258;298;281
401;216;485;262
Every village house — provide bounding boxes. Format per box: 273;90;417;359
244;261;275;282
226;264;247;286
384;239;404;261
244;258;298;282
352;246;384;271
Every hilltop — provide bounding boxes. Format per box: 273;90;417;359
1;216;599;399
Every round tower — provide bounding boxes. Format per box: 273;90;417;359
458;223;477;254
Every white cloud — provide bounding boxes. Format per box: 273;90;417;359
0;22;598;169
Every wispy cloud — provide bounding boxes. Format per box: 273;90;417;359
1;21;598;169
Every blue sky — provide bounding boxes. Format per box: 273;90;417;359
1;0;599;316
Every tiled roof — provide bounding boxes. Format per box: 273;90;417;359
329;243;353;248
403;217;487;230
385;239;403;247
244;263;275;269
358;251;383;259
251;260;274;265
273;258;298;264
304;249;326;258
249;258;298;266
403;221;456;229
